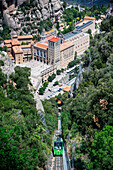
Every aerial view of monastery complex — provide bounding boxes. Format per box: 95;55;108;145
2;9;95;81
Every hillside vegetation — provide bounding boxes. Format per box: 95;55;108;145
43;16;113;169
0;66;57;169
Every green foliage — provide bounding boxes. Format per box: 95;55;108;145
42;98;58;134
0;66;53;169
68;58;79;68
88;125;113;169
0;46;7;52
88;29;92;35
54;81;59;86
63;1;67;9
100;16;113;32
21;41;29;45
0;60;4;66
43;16;113;168
39;81;49;95
25;16;30;21
57;69;61;75
48;73;56;82
63;8;79;23
0;20;11;40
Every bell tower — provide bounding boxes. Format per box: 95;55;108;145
48;38;61;69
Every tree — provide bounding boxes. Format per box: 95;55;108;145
88;126;113;170
88;29;92;35
0;60;4;66
57;69;61;75
56;22;60;30
54;81;59;86
63;1;67;9
48;74;56;82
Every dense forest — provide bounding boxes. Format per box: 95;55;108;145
43;16;113;169
0;65;57;169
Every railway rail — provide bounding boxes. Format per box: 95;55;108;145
54;156;63;170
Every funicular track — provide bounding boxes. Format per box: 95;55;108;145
54;156;63;170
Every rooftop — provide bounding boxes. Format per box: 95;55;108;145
4;44;12;47
20;44;31;48
64;30;82;40
12;39;21;46
60;42;74;51
76;21;93;30
84;16;95;20
34;42;48;50
12;46;23;54
45;28;56;35
43;35;56;44
18;35;33;39
49;37;60;42
63;85;71;92
4;40;12;44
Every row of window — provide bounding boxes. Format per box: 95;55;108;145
37;50;46;58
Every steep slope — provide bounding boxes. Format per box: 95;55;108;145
2;0;63;35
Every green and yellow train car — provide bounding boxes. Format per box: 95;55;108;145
53;137;63;156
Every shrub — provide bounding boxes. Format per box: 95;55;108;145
54;81;59;86
57;69;61;75
0;60;4;66
48;74;56;82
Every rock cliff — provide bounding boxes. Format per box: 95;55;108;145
2;0;63;35
0;51;14;78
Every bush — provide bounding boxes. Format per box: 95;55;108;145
21;41;29;45
54;81;59;86
0;46;7;52
25;16;30;21
48;74;56;82
0;60;4;66
68;60;76;68
39;81;49;95
57;69;61;75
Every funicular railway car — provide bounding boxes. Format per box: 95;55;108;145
53;137;63;156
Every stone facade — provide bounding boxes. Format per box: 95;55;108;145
60;42;75;68
64;30;89;55
41;64;56;81
4;35;33;64
34;43;48;64
48;38;61;69
12;46;24;64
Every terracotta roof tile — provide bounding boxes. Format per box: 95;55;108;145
12;46;23;54
63;85;71;92
45;28;56;34
60;42;74;51
84;16;95;20
35;43;48;50
18;35;33;39
49;37;60;42
4;44;12;47
12;39;20;46
20;44;31;48
4;40;12;44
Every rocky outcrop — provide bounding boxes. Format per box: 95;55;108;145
2;0;63;33
0;51;14;78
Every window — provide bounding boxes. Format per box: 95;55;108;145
44;52;46;58
37;49;39;56
40;51;42;57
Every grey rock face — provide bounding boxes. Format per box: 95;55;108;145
2;0;63;31
3;12;16;28
0;51;14;78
